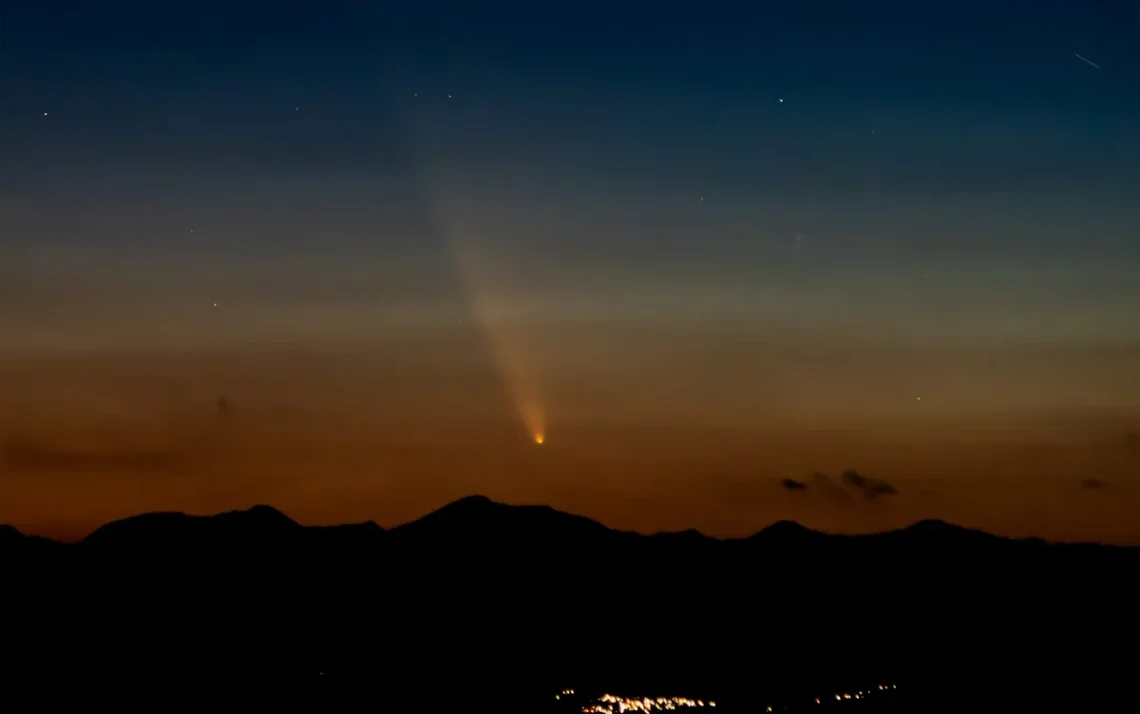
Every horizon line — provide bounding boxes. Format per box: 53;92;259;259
6;494;1127;548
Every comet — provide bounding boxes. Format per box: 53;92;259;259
447;237;547;444
390;92;547;445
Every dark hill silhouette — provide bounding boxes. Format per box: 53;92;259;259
391;494;615;545
83;504;301;542
652;527;712;544
2;497;1137;713
308;520;386;539
0;524;22;544
748;519;831;544
870;518;1007;546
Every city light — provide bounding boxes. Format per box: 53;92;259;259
562;685;895;712
580;693;714;712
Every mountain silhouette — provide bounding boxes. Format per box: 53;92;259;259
391;494;616;549
875;518;1006;545
748;519;831;544
0;523;22;544
2;496;1136;712
652;527;713;544
79;505;303;555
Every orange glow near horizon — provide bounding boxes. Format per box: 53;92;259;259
8;102;1135;546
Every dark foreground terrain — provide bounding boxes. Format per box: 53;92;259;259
2;496;1137;712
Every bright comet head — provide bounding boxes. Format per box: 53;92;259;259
534;433;545;445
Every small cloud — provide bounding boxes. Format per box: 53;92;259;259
1080;478;1107;490
812;472;853;503
842;469;868;488
841;469;898;499
786;470;900;504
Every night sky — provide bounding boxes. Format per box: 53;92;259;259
2;1;1139;542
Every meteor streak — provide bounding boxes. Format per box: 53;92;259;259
1074;53;1101;70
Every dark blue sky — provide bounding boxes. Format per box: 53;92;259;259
5;1;1137;175
1;0;1137;346
3;0;1138;321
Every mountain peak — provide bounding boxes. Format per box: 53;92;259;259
904;519;976;536
656;528;708;539
224;505;300;528
394;495;611;543
82;505;300;548
880;519;1002;545
751;520;825;542
445;494;495;509
908;518;955;531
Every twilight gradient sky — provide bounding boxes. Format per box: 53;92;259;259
2;1;1139;542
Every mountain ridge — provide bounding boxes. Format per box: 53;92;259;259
1;496;1123;548
2;494;1136;711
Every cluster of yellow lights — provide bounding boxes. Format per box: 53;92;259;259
561;684;896;712
816;685;897;705
580;693;715;712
